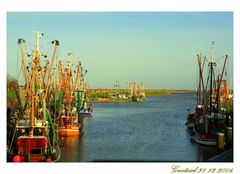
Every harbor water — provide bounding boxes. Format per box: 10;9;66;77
60;94;218;162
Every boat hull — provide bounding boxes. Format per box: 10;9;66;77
81;112;92;117
9;135;61;162
10;153;60;162
58;125;81;136
194;132;225;146
98;98;109;102
194;136;216;146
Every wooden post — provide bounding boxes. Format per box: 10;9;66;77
217;133;225;150
226;127;233;148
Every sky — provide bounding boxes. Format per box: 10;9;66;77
7;12;233;90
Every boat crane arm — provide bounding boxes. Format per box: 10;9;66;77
18;39;30;95
44;40;59;100
216;55;228;111
42;60;49;88
217;55;228;91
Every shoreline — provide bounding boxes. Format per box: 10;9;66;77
87;89;196;96
7;89;196;106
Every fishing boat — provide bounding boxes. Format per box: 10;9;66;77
80;93;93;117
193;42;229;146
58;58;81;136
58;54;88;135
77;64;92;117
98;97;109;103
7;32;61;162
128;82;146;102
58;106;82;136
80;109;92;117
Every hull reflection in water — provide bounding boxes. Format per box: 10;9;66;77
60;95;220;162
197;145;218;162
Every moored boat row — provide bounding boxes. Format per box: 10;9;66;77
7;31;93;162
186;42;233;147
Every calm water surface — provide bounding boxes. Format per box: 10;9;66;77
60;94;218;162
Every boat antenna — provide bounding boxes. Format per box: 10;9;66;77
32;15;35;52
210;41;216;63
36;32;44;53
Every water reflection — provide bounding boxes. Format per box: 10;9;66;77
196;144;218;161
60;94;220;162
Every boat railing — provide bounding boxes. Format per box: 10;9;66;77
16;146;58;155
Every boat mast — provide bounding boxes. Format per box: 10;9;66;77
73;61;81;95
65;52;72;119
29;32;42;137
197;54;205;106
209;41;216;114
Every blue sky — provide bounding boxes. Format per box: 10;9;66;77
7;12;233;89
